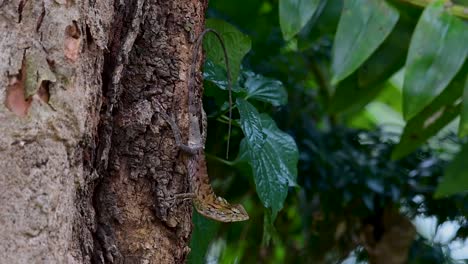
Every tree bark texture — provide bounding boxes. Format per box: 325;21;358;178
0;1;206;263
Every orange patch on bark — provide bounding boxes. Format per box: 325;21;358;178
5;72;32;117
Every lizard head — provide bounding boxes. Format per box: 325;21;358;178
194;197;249;222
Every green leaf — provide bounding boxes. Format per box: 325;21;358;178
458;74;468;137
188;211;219;264
204;59;229;90
403;0;468;120
392;103;459;160
242;71;288;106
238;111;298;187
392;64;467;160
203;59;242;92
237;99;298;219
259;114;298;186
357;12;415;89
331;0;399;84
435;143;468;198
204;19;252;84
329;7;418;114
279;0;320;41
238;98;266;145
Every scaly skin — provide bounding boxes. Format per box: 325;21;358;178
189;151;249;222
156;28;248;222
157;110;249;222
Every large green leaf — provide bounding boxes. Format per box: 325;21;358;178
392;64;468;160
258;114;298;186
242;71;288;106
204;19;251;83
357;12;415;89
403;0;468;120
203;63;288;108
296;0;329;47
279;0;320;41
434;143;468;198
392;103;460;160
237;99;298;219
238;111;298;188
458;74;468;137
331;0;399;84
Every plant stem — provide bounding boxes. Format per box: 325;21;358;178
217;115;240;127
398;0;468;19
206;153;235;166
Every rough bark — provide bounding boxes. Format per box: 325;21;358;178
0;0;206;263
92;0;207;263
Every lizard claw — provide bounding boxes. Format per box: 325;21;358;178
166;193;196;207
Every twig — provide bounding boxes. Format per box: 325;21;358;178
397;0;468;19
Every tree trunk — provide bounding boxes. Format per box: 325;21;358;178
0;1;206;263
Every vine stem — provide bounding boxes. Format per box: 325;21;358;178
206;153;235;166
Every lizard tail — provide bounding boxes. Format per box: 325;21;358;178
189;28;233;159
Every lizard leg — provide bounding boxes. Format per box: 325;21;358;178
156;109;202;155
172;193;196;200
166;192;196;208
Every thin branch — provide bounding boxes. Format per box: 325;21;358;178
398;0;468;19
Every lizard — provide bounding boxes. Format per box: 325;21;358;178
157;29;249;222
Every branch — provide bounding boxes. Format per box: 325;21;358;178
398;0;468;19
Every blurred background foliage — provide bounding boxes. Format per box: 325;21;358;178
189;0;468;263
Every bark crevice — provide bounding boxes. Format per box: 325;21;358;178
90;0;207;263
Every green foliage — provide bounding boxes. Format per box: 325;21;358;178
237;100;298;219
279;0;320;40
203;24;297;220
191;18;299;262
189;0;468;262
203;59;232;91
331;0;399;84
329;11;415;113
403;0;468;120
392;63;466;160
242;71;288;106
204;19;252;82
289;124;466;263
237;98;288;219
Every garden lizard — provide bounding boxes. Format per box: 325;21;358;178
157;29;249;222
